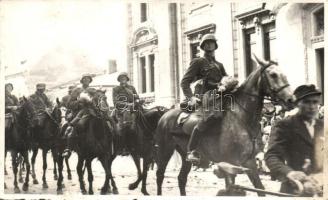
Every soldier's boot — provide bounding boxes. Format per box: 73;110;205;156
186;126;202;164
62;117;80;158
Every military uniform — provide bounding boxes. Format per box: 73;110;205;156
181;55;227;99
5;83;19;130
5;93;19;113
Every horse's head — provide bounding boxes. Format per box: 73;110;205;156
52;98;63;124
253;54;295;110
17;96;35;126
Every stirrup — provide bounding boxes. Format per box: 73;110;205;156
186;151;201;163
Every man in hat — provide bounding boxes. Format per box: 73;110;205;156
265;84;323;196
61;85;76;108
5;83;19;131
5;83;19;113
29;83;53;127
112;72;140;155
180;33;237;163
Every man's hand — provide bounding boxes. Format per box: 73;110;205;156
11;106;18;111
188;96;200;107
287;171;307;182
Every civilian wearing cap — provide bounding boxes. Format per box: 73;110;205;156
265;84;323;196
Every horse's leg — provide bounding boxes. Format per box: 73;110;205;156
86;159;94;195
11;151;20;193
56;154;64;194
65;156;72;180
128;153;142;190
156;146;175;195
176;147;192;196
18;154;24;183
42;149;49;189
244;159;265;196
52;149;58;180
99;156;110;195
5;150;8;175
77;156;87;194
108;155;118;194
22;151;30;192
31;147;39;184
141;156;151;195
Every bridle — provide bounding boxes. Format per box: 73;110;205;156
259;62;290;102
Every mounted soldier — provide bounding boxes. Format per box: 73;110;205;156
28;83;53;128
180;33;238;163
112;72;140;155
5;83;19;130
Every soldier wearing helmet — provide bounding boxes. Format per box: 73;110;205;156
180;33;236;163
112;72;140;155
62;74;98;157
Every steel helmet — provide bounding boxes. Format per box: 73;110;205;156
117;72;130;82
200;33;218;50
80;74;93;83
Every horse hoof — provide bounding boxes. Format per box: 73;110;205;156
22;183;28;191
57;189;63;195
112;188;119;195
89;190;94;195
4;183;7;189
128;183;138;190
100;187;108;195
54;175;58;180
142;189;150;195
14;187;20;193
81;190;87;195
42;183;48;189
18;177;24;183
217;189;228;196
33;179;39;184
67;174;72;180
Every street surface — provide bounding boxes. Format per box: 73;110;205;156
4;151;280;196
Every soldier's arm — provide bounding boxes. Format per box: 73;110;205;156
264;120;293;180
220;63;228;76
131;86;139;100
45;95;53;108
180;59;202;99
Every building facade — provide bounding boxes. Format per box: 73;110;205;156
126;2;324;107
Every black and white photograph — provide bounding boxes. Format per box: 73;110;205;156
1;0;326;198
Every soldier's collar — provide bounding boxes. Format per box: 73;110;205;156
204;54;215;61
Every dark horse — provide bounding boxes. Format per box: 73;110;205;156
154;55;295;196
5;97;34;193
30;99;62;189
57;108;116;195
112;105;168;195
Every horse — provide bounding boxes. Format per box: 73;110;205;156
29;99;62;189
58;104;116;195
154;55;295;196
5;97;34;193
111;105;168;195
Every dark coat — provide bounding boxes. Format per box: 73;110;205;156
67;86;97;114
264;113;323;194
180;56;227;99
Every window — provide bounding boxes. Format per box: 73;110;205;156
244;28;256;76
140;3;148;22
149;54;155;92
316;48;324;103
140;56;147;93
263;23;276;61
190;42;200;59
314;7;324;36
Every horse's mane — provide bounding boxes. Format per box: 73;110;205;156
234;65;262;95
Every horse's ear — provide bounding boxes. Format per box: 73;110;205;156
23;96;27;101
56;97;61;106
252;53;270;67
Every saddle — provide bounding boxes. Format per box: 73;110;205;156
5;113;14;130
